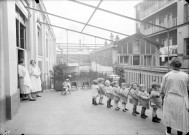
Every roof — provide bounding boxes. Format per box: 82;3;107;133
117;32;163;48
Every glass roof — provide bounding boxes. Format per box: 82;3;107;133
43;0;142;50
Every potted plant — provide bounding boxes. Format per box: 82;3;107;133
53;63;70;91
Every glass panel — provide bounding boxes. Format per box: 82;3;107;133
144;56;152;66
46;38;48;57
151;45;156;54
123;44;127;54
140;40;145;54
16;19;19;47
146;42;151;54
133;41;140;53
128;42;133;54
124;56;129;64
117;45;122;54
120;56;124;64
133;56;140;65
153;56;156;66
185;38;189;55
20;23;25;49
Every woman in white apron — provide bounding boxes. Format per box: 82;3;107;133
29;60;42;97
161;57;189;135
18;59;36;101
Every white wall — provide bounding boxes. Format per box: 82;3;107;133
1;0;18;96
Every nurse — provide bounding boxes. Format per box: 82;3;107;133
29;60;42;97
161;57;189;135
18;59;36;101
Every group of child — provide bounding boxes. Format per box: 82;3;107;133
91;78;162;123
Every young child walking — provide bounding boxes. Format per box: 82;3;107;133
91;80;99;105
112;81;121;111
150;82;162;123
138;84;151;119
61;79;71;95
129;82;140;116
118;83;130;112
104;80;113;108
97;78;105;105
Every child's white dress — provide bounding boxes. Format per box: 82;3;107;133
91;84;99;98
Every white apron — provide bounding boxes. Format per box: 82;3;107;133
29;65;42;92
161;70;189;133
18;65;32;94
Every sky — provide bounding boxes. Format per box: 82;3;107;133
43;0;142;49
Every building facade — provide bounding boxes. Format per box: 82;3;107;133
135;0;189;68
0;0;56;122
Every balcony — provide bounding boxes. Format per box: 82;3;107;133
159;45;178;56
143;18;177;35
139;0;176;20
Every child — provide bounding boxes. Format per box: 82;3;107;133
118;83;130;112
112;81;121;111
91;80;99;105
104;80;113;108
138;84;151;119
150;82;162;123
129;82;140;116
97;78;105;105
61;79;71;95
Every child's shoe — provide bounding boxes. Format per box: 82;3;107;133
152;117;160;123
115;107;120;111
155;115;161;121
94;100;98;105
132;112;137;116
141;114;147;119
144;114;148;118
135;111;140;115
92;98;95;105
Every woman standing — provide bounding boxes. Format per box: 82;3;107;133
29;60;42;97
18;59;36;101
161;57;189;135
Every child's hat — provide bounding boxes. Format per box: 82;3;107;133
121;83;127;86
97;78;104;83
151;82;160;88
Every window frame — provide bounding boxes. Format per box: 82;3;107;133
16;5;27;50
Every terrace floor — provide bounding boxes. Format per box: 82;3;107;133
5;88;179;135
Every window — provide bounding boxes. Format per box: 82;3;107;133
124;56;129;64
120;56;129;64
162;39;167;47
123;44;128;54
169;38;172;46
167;13;172;21
120;56;124;64
133;56;140;65
144;56;152;66
184;38;189;56
128;42;133;54
151;45;156;54
38;26;42;55
117;45;122;54
16;6;26;49
133;41;140;53
184;3;189;23
46;35;49;57
140;40;145;54
146;42;151;54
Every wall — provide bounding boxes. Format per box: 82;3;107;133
0;0;56;122
177;1;189;68
0;0;20;122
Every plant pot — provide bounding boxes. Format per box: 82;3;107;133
54;79;63;91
